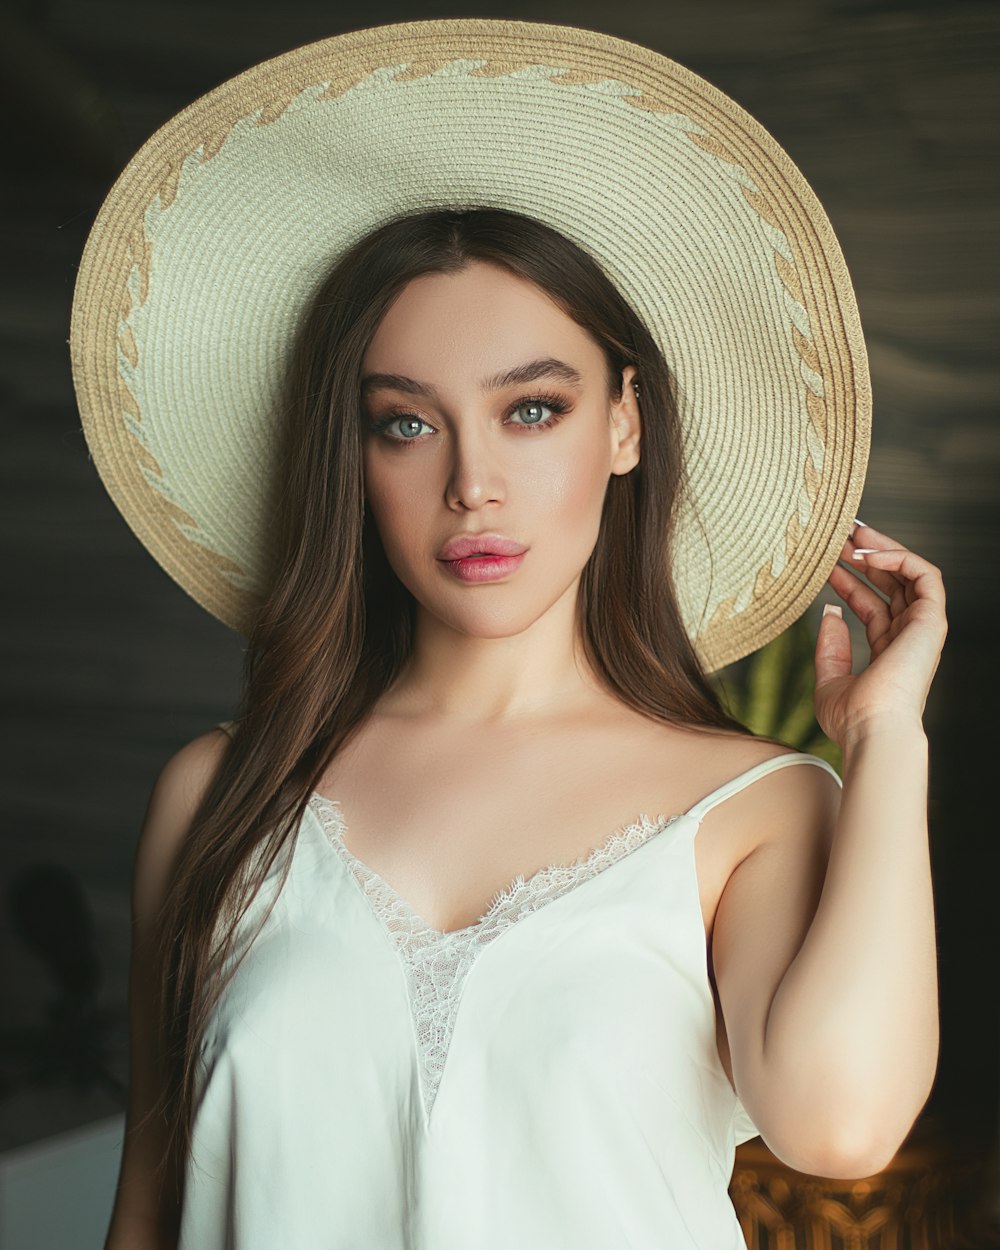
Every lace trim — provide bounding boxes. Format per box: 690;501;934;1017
308;794;680;1118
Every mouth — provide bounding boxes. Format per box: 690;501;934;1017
437;550;527;582
437;533;528;561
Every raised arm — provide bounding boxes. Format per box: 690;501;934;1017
712;518;945;1178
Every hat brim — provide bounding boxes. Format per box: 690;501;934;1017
70;17;870;672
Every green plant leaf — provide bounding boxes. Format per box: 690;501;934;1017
711;611;842;777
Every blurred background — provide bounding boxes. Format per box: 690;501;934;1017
1;0;997;1245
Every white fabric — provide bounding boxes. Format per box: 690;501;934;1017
179;751;842;1248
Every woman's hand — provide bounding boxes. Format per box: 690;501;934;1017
814;520;948;747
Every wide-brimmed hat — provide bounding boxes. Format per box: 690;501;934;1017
69;17;870;673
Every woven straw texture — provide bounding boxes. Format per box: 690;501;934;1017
69;18;870;672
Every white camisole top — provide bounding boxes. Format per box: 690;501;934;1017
178;744;842;1249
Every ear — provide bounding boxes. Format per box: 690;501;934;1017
609;365;641;476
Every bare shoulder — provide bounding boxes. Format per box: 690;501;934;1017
616;712;841;857
146;727;232;824
133;728;233;914
747;740;841;848
693;730;842;851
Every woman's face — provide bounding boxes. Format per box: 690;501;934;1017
360;260;640;639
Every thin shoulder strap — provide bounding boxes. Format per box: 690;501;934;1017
215;719;238;741
685;752;841;825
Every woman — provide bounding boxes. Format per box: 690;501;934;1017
80;21;946;1250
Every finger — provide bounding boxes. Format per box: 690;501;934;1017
838;546;909;602
848;546;947;610
841;523;908;594
852;556;916;614
851;519;893;543
816;604;852;686
827;561;894;649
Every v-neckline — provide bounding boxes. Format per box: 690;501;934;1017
306;790;689;939
304;792;695;1123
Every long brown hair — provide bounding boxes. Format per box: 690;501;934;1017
146;205;788;1212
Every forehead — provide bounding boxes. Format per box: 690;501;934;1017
363;263;606;385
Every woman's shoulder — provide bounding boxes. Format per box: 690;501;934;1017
130;727;235;957
652;719;823;775
729;734;837;779
644;721;841;845
158;723;233;785
141;726;233;847
694;729;842;843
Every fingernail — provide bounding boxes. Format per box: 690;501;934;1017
851;548;878;559
823;603;843;619
853;517;867;528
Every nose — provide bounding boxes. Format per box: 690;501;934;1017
445;421;506;512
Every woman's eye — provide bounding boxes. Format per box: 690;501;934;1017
393;416;432;440
368;395;567;445
508;400;555;427
370;414;434;442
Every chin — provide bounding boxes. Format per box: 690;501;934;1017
424;575;586;640
389;551;589;638
428;600;556;639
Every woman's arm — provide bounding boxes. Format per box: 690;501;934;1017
716;519;945;1179
713;719;937;1178
103;728;231;1250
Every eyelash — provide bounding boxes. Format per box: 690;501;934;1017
366;391;570;447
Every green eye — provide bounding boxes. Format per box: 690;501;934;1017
368;414;433;441
367;392;571;447
510;401;553;426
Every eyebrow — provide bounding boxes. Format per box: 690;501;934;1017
360;356;585;400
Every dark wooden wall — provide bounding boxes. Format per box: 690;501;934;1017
1;0;997;1179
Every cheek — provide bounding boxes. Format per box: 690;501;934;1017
363;456;414;553
527;434;610;527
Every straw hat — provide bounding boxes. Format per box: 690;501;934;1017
69;17;870;673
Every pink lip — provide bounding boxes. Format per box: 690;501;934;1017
437;532;527;560
438;552;526;583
